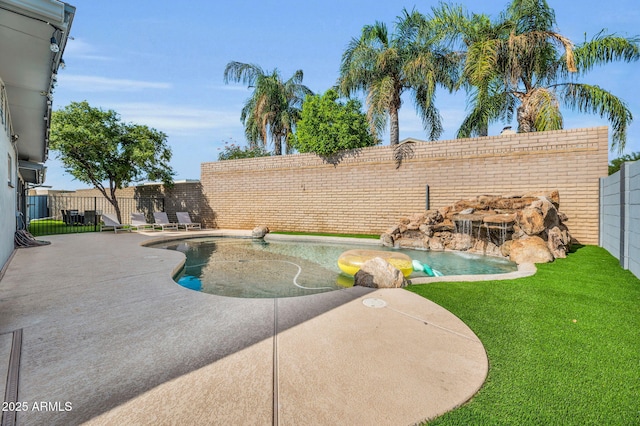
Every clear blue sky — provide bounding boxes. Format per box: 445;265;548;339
47;0;640;190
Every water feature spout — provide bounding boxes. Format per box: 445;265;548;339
454;219;473;236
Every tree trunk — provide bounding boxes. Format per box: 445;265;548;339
109;184;122;224
478;122;488;137
515;92;535;133
389;108;400;145
112;199;122;225
517;102;535;133
273;137;282;156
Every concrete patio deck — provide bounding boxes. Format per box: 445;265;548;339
0;231;488;425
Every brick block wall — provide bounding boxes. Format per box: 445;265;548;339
201;127;609;244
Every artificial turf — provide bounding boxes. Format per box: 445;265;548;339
408;245;640;425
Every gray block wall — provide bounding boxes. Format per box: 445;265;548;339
600;172;621;259
627;161;640;278
600;160;640;279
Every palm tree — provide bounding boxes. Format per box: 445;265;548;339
432;0;639;151
338;10;458;145
430;4;514;137
224;62;313;155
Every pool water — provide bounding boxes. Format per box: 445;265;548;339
149;237;517;298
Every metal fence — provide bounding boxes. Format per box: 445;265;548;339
27;195;165;236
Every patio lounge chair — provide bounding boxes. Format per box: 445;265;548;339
100;213;131;233
176;212;201;230
130;212;155;231
152;212;179;231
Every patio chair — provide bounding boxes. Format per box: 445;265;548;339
152;212;179;231
83;210;97;226
130;212;155;231
176;212;201;230
100;213;131;233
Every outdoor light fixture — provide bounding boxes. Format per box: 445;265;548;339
60;58;66;69
50;37;59;52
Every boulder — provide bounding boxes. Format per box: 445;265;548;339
353;257;407;288
252;225;269;238
446;233;473;251
531;198;559;229
516;207;546;235
396;237;428;250
524;190;560;207
380;233;394;247
483;213;516;224
500;240;513;257
424;210;443;224
509;236;554;264
428;236;445;251
433;219;455;232
471;239;501;257
547;226;571;258
418;224;433;237
493;196;539;210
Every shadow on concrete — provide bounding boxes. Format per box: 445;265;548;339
0;233;373;424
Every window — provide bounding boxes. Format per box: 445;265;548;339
7;153;13;187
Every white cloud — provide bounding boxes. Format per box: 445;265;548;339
62;38;114;61
57;75;172;92
105;102;241;134
205;84;253;92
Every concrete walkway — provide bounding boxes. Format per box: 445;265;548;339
0;232;488;425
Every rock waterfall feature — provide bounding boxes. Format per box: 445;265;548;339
380;191;571;264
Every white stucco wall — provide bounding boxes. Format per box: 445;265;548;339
0;108;16;271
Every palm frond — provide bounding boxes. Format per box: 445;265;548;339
560;83;632;152
572;32;640;73
530;88;563;131
393;140;415;169
223;61;264;86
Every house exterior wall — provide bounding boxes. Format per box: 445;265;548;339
1;83;16;271
201;127;609;245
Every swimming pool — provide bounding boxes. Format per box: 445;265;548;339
149;236;517;298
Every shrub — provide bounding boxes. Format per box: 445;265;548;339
292;89;377;156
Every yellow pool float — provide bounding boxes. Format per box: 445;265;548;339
337;249;414;277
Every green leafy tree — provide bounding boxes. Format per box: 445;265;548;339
50;101;175;223
217;139;271;160
223;61;313;155
609;152;640;175
292;89;377;156
432;0;640;150
338;9;458;145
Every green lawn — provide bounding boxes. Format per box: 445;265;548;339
408;245;640;425
28;219;98;236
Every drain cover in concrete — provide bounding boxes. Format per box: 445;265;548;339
362;298;387;308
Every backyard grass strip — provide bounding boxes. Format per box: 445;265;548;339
408;245;640;425
28;220;97;237
271;231;379;239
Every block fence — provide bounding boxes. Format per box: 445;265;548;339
201;127;609;245
600;160;640;279
70;181;211;225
